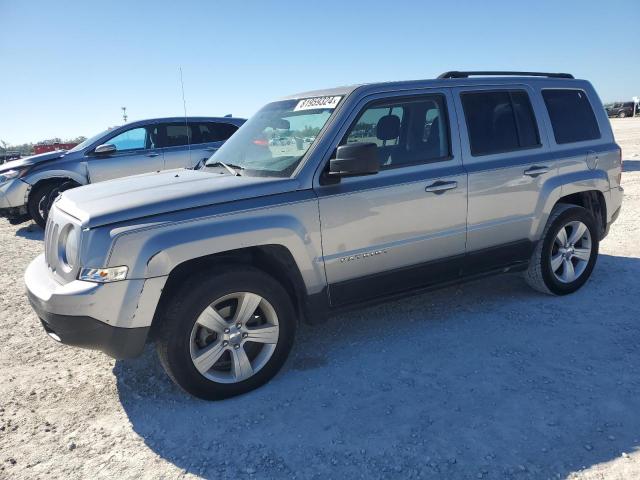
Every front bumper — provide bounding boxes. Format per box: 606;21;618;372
28;290;149;359
0;179;29;222
25;254;167;359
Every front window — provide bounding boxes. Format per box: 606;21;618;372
106;127;148;151
205;96;341;177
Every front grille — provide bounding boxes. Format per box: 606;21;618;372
43;205;79;283
44;214;60;271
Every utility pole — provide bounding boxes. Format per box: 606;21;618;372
121;107;128;123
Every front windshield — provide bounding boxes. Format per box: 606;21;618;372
67;127;118;153
205;96;342;177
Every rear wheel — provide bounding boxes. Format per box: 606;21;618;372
618;111;627;118
525;204;599;295
156;267;297;400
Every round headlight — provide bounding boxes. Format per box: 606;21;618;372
58;224;79;271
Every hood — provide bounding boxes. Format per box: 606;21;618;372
56;169;301;227
0;150;67;172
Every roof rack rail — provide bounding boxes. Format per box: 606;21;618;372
437;71;574;79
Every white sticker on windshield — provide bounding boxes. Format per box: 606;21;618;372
294;96;342;112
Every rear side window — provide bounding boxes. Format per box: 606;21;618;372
198;122;239;143
164;124;191;147
461;90;540;156
542;89;600;144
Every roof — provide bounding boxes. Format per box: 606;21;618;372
282;73;584;101
125;116;246;126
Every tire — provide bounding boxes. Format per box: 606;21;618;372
27;180;77;228
525;204;599;295
618;111;626;118
156;266;297;400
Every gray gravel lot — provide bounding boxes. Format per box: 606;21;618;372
1;119;640;479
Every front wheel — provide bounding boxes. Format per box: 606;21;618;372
525;204;599;295
618;111;626;118
156;267;297;400
27;180;78;228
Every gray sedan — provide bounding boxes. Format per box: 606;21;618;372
0;116;245;227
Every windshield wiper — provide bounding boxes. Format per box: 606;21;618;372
207;161;243;176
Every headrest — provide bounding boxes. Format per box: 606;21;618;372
376;114;400;141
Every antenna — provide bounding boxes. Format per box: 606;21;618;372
179;67;191;166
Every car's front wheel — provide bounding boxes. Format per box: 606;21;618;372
525;204;599;295
27;180;78;228
156;266;296;400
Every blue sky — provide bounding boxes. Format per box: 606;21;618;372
1;0;638;144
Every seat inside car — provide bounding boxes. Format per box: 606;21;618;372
375;114;401;166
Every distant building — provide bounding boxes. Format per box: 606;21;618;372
33;142;78;154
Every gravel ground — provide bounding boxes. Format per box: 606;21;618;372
1;118;640;480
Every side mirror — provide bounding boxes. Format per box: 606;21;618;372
94;143;116;155
329;142;379;177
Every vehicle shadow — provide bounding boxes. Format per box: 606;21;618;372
623;160;640;172
14;223;44;241
115;253;640;479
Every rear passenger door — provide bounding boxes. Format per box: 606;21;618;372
160;121;240;170
316;90;468;307
160;122;194;170
453;86;554;273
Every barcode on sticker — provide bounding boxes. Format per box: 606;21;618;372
294;96;342;112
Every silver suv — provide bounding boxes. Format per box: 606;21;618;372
0;116;244;227
25;72;623;400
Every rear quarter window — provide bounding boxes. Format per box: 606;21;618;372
542;89;600;144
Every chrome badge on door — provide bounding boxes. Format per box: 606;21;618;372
340;249;387;263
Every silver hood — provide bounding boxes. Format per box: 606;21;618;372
56;169;300;228
0;150;67;172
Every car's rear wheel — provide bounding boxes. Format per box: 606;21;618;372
525;204;599;295
618;111;626;118
156;266;296;400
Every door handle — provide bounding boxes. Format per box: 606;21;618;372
425;180;457;194
146;152;160;157
524;166;549;177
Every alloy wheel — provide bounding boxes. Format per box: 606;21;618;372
189;292;280;384
550;220;592;283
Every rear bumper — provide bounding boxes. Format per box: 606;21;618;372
29;289;149;359
603;203;622;239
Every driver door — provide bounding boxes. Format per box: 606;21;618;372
87;125;163;183
316;90;468;307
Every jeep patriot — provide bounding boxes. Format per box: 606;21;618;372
25;71;624;399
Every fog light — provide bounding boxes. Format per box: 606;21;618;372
79;266;128;283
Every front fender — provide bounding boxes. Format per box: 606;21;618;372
105;200;326;295
23;169;88;187
531;168;609;240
